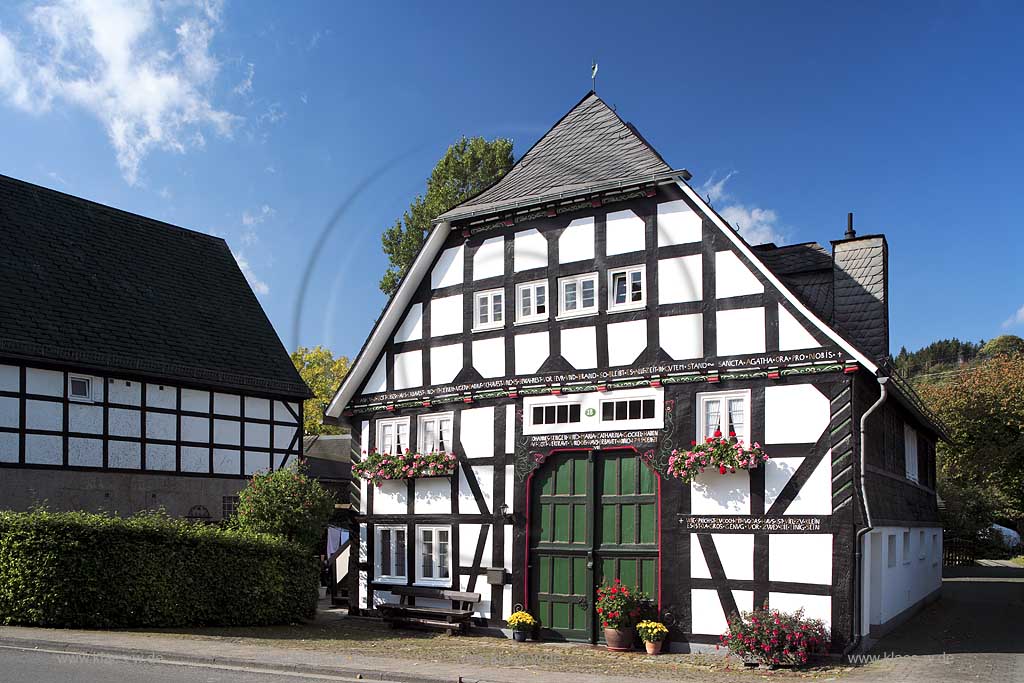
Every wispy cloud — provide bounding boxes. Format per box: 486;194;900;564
46;170;67;186
699;170;784;245
1003;304;1024;329
241;203;274;227
233;251;268;295
0;0;238;185
233;61;254;97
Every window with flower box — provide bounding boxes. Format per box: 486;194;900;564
376;525;408;583
697;390;750;444
418;413;453;453
377;417;410;455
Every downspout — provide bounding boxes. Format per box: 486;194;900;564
845;375;888;657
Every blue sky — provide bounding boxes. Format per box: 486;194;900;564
1;1;1021;362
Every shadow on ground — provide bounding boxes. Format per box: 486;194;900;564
867;564;1024;656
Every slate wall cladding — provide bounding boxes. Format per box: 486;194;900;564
832;236;889;362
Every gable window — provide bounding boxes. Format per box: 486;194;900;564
418;413;453;453
377;417;410;455
376;526;407;582
601;398;656;422
473;289;504;331
69;375;93;402
416;526;451;585
532;403;582;426
608;265;645;311
904;424;918;482
558;273;598;318
517;280;549;324
697;390;751;444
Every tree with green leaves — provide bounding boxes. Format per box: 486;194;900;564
379;136;514;295
291;346;350;435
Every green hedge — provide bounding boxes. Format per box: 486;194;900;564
0;510;319;628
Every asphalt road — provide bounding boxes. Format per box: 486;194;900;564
0;646;363;683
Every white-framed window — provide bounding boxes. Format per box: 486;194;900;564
532;402;582;427
376;417;410;455
516;279;549;324
607;265;645;311
418;412;453;453
887;534;897;568
904;424;919;482
902;531;911;564
68;375;93;402
697;389;751;444
416;525;451;586
376;525;408;583
473;288;505;331
558;272;598;318
601;397;656;422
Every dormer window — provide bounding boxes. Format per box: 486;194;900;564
473;289;505;331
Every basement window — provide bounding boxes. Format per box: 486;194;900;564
68;375;93;402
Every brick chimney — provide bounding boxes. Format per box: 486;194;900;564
831;214;889;362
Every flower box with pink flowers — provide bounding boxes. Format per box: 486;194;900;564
667;430;769;484
352;449;456;487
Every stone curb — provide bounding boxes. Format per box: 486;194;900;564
0;635;488;683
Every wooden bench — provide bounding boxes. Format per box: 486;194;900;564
378;586;481;635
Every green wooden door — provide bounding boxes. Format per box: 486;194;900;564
530;450;658;642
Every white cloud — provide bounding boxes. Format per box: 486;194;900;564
1003;304;1024;329
158;185;172;199
0;0;238;185
241;203;274;226
234;251;268;295
699;169;784;245
233;61;254;97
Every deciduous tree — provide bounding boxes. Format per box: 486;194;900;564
291;346;349;435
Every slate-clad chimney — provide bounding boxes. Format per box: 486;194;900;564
831;215;889;361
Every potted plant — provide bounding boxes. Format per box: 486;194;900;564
667;431;769;484
507;610;537;642
595;579;644;651
637;620;669;654
720;603;829;668
352;448;456;487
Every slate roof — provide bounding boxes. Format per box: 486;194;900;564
437;92;673;222
752;242;835;324
0;174;310;398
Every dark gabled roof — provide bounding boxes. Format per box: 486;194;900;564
437;92;672;222
0;174;310;398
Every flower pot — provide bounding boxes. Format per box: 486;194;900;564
512;630;528;642
603;627;635;651
644;640;663;655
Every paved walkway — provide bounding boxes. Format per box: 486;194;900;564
1;567;1021;682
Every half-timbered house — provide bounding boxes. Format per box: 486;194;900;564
324;92;947;652
0;174;309;521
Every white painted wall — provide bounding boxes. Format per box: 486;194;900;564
394;303;423;343
765;384;830;444
605;209;645;255
691;470;751;515
691;533;754;580
364;359;387;395
778;304;819;350
769;534;833;584
430;294;464;338
429;344;462;385
561;326;597;369
514;228;547;272
458;465;493;514
460;407;494;459
657;200;702;246
473;237;504;280
606;319;647;366
431;245;464;289
414;477;451;514
514;331;549;375
716;307;766;356
658;254;702;303
393;350;423;389
691;588;753;635
559;217;595;263
659;314;703;360
862;526;942;633
472;337;505;378
715;251;764;299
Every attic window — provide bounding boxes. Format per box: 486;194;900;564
69;376;92;402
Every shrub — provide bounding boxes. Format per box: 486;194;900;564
595;578;646;629
231;463;335;551
0;509;318;628
720;603;829;667
506;610;537;632
352;449;456;487
637;620;669;643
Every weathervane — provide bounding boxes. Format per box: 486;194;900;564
591;60;598;92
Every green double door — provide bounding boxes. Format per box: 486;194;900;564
529;450;659;642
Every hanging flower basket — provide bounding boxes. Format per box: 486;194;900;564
352;449;456;488
667;431;769;484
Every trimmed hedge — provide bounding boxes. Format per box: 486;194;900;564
0;510;319;628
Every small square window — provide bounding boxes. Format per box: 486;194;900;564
608;265;646;311
558;273;598;318
69;376;92;402
517;280;549;324
474;289;505;331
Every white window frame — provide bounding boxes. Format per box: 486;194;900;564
415;525;452;586
516;279;550;324
375;525;408;584
530;401;583;428
376;417;410;455
417;412;453;454
696;389;752;445
904;424;919;482
68;375;93;403
599;396;659;428
557;272;598;319
607;264;646;312
473;288;505;331
523;387;664;435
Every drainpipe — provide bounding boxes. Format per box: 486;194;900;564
845;376;888;657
